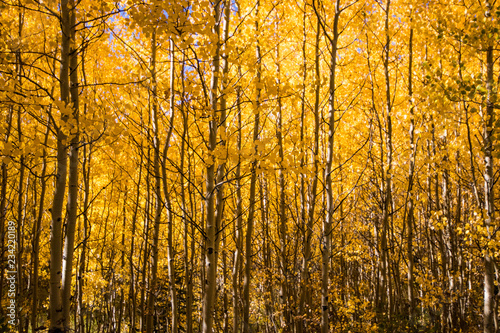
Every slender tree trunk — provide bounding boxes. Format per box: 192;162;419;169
319;1;340;332
243;4;261;331
201;1;222;331
49;0;72;329
179;51;193;333
218;4;231;332
140;146;152;332
298;5;310;330
129;145;143;332
380;0;393;322
260;177;276;333
117;195;128;333
161;36;178;333
231;6;244;327
454;171;464;330
482;3;496;330
274;12;289;330
232;66;243;333
15;8;25;330
31;118;50;331
406;17;416;328
78;142;91;333
16;94;25;333
299;14;321;333
146;27;161;333
61;1;80;329
365;24;385;316
76;48;89;333
425;135;440;328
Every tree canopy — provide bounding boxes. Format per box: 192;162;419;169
0;0;499;332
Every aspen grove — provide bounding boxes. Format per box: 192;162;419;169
0;0;499;332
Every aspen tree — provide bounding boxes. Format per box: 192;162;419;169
260;176;276;332
306;16;322;330
273;6;290;330
61;0;80;328
49;0;76;330
117;195;127;333
140;145;152;332
482;1;496;331
406;9;416;327
15;5;25;331
380;0;393;319
201;0;222;331
31;118;50;331
129;145;143;332
312;0;341;330
217;2;231;331
161;36;178;333
179;51;194;333
232;50;244;333
243;1;262;331
77;139;91;333
77;48;91;333
298;3;316;331
146;26;160;333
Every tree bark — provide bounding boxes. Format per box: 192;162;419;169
298;7;308;331
217;4;231;331
243;3;261;331
140;146;152;332
77;141;91;333
61;0;80;328
316;0;340;331
274;10;289;330
161;36;178;333
232;64;244;333
179;50;193;333
380;0;393;320
146;27;161;333
129;143;143;332
406;15;416;327
49;0;72;330
482;2;496;331
201;1;222;331
15;8;25;330
31;118;50;332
